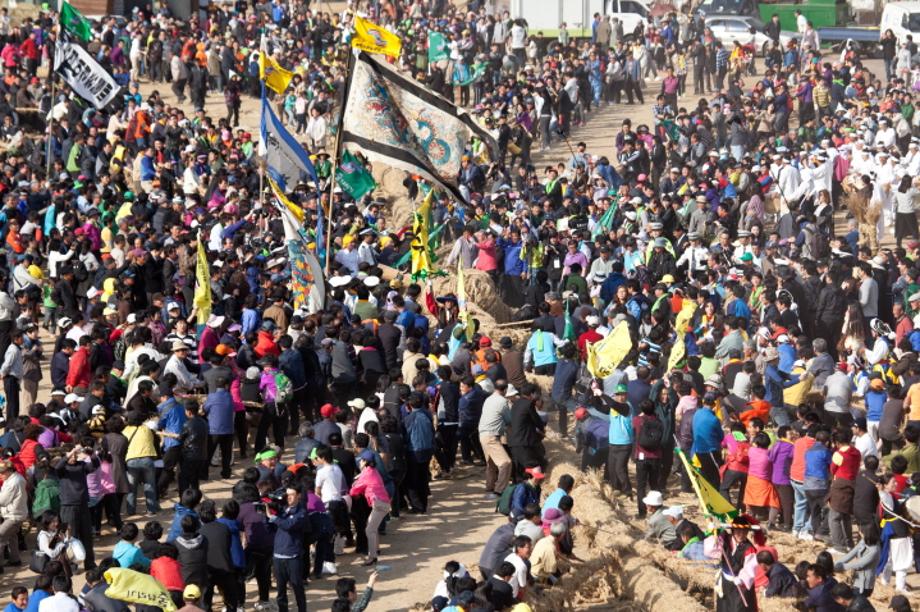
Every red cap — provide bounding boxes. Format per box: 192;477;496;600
524;466;546;480
320;403;337;418
574;407;588;421
480;336;492;348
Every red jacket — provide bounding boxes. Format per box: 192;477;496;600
18;438;40;470
254;330;280;359
66;346;91;388
150;556;184;591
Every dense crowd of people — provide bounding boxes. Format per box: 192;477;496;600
1;0;920;610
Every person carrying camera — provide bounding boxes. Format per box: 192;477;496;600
52;439;100;571
269;484;308;612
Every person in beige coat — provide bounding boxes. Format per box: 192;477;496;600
0;459;28;565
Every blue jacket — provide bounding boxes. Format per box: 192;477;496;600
404;409;435;454
777;344;797;374
217;517;246;569
865;390;887;421
691;408;723;455
166;504;198;543
204;388;235;435
113;540;150;570
458;386;487;429
271;504;308;557
526;330;558;367
551;359;579;403
804;442;832;489
764;363;799;407
279;348;307;389
587;405;632;445
510;482;541;521
497;238;527;276
158;397;186;451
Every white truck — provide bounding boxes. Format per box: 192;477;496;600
507;0;651;40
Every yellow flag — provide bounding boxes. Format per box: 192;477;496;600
410;190;434;278
104;568;177;612
667;336;686;372
259;51;293;94
586;321;632;379
193;234;212;325
351;15;402;58
457;262;473;341
268;175;305;223
674;447;737;520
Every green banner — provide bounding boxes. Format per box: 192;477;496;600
335;150;376;200
61;1;93;43
428;32;449;63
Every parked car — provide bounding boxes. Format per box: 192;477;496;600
705;15;796;57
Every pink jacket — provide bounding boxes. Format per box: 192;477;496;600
474;238;498;272
349;466;391;506
87;460;116;499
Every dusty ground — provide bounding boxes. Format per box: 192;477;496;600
0;47;908;611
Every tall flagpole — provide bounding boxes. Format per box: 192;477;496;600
325;48;356;275
46;31;58;180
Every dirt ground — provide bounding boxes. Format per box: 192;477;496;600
0;49;907;611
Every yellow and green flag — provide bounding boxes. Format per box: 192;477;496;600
675;446;737;521
351;15;402;58
193;233;211;325
409;190;436;279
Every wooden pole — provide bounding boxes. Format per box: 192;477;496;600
325;48;356;274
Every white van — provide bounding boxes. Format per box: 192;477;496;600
605;0;651;40
880;2;920;44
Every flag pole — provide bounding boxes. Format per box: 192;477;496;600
325;48;356;274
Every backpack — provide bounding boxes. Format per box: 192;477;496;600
496;482;517;516
637;417;664;451
802;224;829;259
272;370;293;404
33;477;60;518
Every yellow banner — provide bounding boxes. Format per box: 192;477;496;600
351;15;402;58
193;234;212;325
410;190;434;278
104;568;177;612
259;51;293;94
268;175;305;223
586;321;632;379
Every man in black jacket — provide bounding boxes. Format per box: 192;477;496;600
54;441;100;570
508;383;546;479
177;400;209;493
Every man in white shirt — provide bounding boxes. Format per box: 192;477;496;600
313;445;350;557
39;576;79;612
852;418;878;459
164;341;199;388
503;536;533;600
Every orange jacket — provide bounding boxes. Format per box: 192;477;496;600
739;399;771;426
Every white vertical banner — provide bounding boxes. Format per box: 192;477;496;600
54;41;120;109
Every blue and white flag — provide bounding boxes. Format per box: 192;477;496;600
259;96;318;190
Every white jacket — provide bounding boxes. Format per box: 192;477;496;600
0;472;28;522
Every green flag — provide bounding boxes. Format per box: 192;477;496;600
428;32;449;63
563;301;576;342
335;150;376;200
60;1;93;43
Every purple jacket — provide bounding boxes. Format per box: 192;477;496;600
768;439;794;486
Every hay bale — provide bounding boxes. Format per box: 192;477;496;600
430;269;514;325
374;165;415;230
